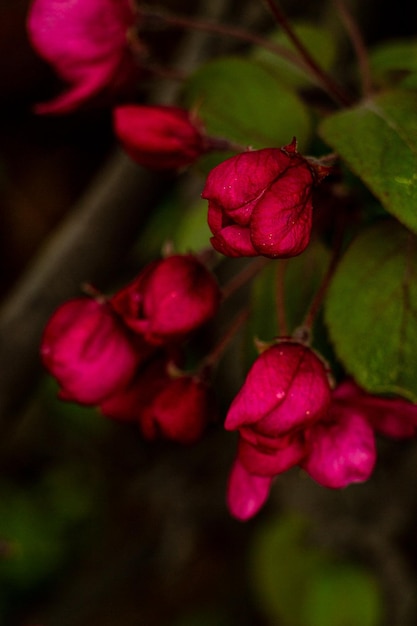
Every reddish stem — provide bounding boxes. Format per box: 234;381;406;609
263;0;353;106
221;257;270;301
333;0;373;98
200;308;250;371
276;259;289;336
140;5;311;75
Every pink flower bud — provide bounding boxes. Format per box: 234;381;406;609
40;298;140;405
202;141;320;259
140;376;212;444
27;0;136;113
302;408;376;489
225;342;331;438
226;459;273;521
333;379;417;439
113;105;208;170
111;255;221;344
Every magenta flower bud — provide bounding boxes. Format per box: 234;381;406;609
225;342;331;439
140;376;212;444
333;379;417;439
27;0;136;114
302;409;376;489
40;298;140;405
111;254;221;344
113;105;208;170
202;141;321;259
226;459;273;521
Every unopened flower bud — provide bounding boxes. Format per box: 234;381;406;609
140;375;212;444
40;298;139;404
202;140;326;259
302;408;376;489
225;341;331;439
111;254;221;344
27;0;136;113
113;105;208;169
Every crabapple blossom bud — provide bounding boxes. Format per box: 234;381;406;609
202;140;326;259
111;254;221;344
40;298;140;405
332;379;417;439
225;341;332;439
27;0;136;113
113;105;208;170
140;375;212;444
226;458;273;521
302;409;376;489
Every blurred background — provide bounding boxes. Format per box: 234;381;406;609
1;1;417;625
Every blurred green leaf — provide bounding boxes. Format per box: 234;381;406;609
173;198;212;253
304;563;382;626
251;23;337;89
182;56;311;171
249;514;328;626
250;514;382;626
319;90;417;235
325;219;417;401
369;38;417;88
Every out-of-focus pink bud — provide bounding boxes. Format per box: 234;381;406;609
237;432;306;477
27;0;136;114
333;379;417;439
111;254;221;344
225;341;331;438
202;140;326;259
113;105;209;170
140;375;212;444
302;408;376;489
226;459;273;521
40;298;140;405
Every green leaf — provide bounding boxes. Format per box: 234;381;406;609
319;90;417;234
369;38;417;88
182;56;311;163
304;563;382;626
249;514;382;626
325;219;417;401
249;514;327;626
173;198;213;253
252;23;337;89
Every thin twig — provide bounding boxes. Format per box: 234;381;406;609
263;0;353;106
333;0;373;98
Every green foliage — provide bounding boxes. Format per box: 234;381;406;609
369;38;417;89
252;23;337;89
319;90;417;235
182;56;311;171
249;513;382;626
325;219;417;401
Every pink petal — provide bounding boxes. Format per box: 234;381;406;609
27;0;136;113
250;164;313;258
237;432;306;476
334;379;417;439
226;458;273;521
225;342;331;436
302;410;376;489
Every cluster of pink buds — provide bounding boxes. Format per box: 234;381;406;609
41;254;221;443
225;341;417;521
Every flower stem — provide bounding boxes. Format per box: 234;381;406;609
333;0;373;98
262;0;353;107
200;308;250;371
276;259;289;337
140;4;312;75
221;257;270;301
